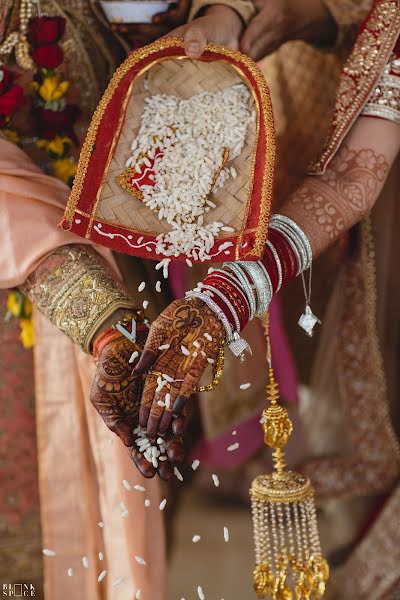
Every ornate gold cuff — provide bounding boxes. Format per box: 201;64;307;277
188;0;255;25
22;245;137;353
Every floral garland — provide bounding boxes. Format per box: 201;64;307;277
1;13;81;347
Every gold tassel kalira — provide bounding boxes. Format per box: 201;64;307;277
250;317;328;600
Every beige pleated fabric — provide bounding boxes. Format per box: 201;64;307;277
0;138;166;599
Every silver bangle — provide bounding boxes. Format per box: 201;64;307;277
200;284;241;334
223;263;256;320
270;215;312;273
186;290;233;342
266;240;283;292
237;261;271;317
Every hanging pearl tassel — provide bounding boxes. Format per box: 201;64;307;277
250;321;328;600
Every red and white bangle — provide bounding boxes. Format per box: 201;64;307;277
361;42;400;124
186;214;314;358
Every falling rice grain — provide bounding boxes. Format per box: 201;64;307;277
98;570;107;582
155;280;162;293
212;474;220;487
123;479;131;491
134;485;145;492
82;556;89;569
158;344;170;350
112;578;126;588
159;498;167;511
198;586;205;600
227;442;240;452
134;555;147;566
224;527;229;542
135;590;142;600
67;568;73;577
144;499;151;508
129;351;139;364
142;300;149;310
192;535;201;543
181;345;190;356
191;459;200;471
138;282;146;292
240;383;251;390
98;521;104;528
99;552;104;560
43;549;56;557
174;467;184;481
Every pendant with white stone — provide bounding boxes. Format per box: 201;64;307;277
228;332;253;361
298;305;321;337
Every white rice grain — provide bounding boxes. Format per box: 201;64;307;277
224;527;230;542
134;555;147;566
174;467;184;482
191;459;200;471
240;382;251;390
98;570;107;582
198;586;205;600
227;443;240;452
138;282;146;292
43;549;56;557
123;479;131;490
212;474;220;487
192;535;201;543
82;556;89;569
159;498;167;511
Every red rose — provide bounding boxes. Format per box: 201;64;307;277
0;85;25;116
36;104;81;138
31;44;64;69
27;16;65;47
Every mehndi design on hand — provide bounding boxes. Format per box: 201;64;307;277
91;323;184;480
133;297;224;440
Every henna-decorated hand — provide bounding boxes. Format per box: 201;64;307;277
90;322;184;481
133;298;224;440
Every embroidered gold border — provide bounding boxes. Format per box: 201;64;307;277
309;0;400;175
64;37;275;260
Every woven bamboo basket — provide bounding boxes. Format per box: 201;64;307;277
61;38;275;263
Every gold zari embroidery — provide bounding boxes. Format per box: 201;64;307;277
22;245;136;353
361;53;400;124
309;0;400;174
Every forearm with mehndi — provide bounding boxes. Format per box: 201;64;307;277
281;146;390;257
21;245;137;353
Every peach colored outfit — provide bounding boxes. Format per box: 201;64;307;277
0;138;165;599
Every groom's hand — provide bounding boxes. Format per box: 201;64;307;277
240;0;337;61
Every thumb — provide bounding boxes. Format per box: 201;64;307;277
184;24;208;58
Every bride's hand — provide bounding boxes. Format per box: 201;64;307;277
165;5;244;58
90;322;184;480
133;298;224;440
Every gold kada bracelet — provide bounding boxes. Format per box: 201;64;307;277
22;245;137;353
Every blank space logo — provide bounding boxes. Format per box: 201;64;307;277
2;584;35;597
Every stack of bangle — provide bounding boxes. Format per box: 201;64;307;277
186;214;313;360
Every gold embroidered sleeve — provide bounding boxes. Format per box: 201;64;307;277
188;0;256;25
21;245;137;353
361;52;400;124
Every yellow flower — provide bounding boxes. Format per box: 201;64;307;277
1;128;20;144
52;157;77;185
20;318;35;349
36;75;70;102
37;136;72;158
7;291;32;318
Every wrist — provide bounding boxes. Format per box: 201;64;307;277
205;4;244;29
